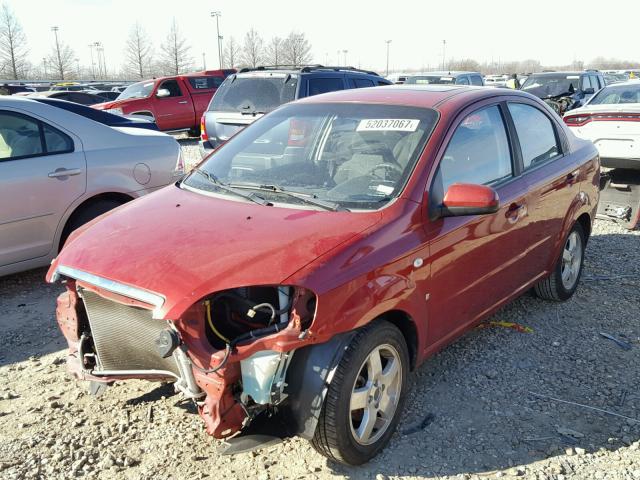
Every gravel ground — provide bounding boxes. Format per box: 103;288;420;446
1;168;639;479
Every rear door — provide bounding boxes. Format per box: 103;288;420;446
425;103;530;343
0;109;86;266
507;101;578;274
152;78;194;131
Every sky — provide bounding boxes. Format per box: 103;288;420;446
5;0;640;76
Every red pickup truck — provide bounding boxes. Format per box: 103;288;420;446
94;69;235;135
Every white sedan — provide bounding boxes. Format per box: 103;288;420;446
564;81;640;169
0;96;184;276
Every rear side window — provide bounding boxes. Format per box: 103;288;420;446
0;111;73;160
508;103;560;170
581;75;592;91
188;77;224;89
434;105;512;195
470;75;483;86
456;76;470;85
308;77;344;96
158;79;183;97
352;78;375;88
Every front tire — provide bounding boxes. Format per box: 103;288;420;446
311;321;409;465
534;222;586;301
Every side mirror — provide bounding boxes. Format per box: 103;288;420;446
438;183;499;218
582;87;595;95
156;88;170;98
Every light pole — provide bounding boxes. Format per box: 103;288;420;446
442;39;447;71
385;40;392;76
202;52;206;70
210;11;222;69
88;43;96;80
42;58;48;79
342;49;348;66
95;42;106;79
51;26;62;80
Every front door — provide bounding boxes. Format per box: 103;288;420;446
0;109;86;267
153;79;194;130
424;104;532;345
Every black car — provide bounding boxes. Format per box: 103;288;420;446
32;98;159;130
520;71;606;114
36;91;111;105
199;65;392;156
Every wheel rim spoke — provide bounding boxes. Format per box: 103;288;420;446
350;386;369;412
380;357;399;387
368;348;383;379
560;232;582;289
356;406;377;442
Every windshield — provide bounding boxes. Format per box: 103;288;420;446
589;84;640;105
405;75;456;85
117;81;154;100
209;73;298;113
183;103;439;210
521;74;581;97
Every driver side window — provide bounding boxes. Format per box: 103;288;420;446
433;105;512;202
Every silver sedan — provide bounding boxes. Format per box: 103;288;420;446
0;96;184;276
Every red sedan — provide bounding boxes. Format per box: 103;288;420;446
47;85;599;465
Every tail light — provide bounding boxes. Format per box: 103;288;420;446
564;112;640;127
200;114;208;142
288;119;310;146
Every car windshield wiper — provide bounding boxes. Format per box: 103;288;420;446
188;168;271;206
229;183;347;212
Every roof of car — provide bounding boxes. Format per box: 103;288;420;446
408;71;481;77
295;84;534;109
237;65;382;77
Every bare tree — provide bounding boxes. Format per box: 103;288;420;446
265;36;283;67
123;22;153;79
0;3;29;79
159;18;193;75
282;31;312;67
446;58;480;72
48;30;75;80
222;36;241;68
240;28;264;68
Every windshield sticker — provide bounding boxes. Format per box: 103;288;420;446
357;119;420;132
376;184;394;195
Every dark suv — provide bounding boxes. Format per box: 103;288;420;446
199;65;391;157
520;70;606;115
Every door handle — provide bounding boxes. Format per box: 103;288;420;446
566;170;579;185
505;202;527;223
178;101;188;104
48;168;81;178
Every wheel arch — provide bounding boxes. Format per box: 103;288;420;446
377;309;418;371
58;192;134;252
576;212;592;244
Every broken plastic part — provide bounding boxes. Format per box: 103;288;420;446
240;350;294;405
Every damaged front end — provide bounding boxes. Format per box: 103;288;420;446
52;268;317;439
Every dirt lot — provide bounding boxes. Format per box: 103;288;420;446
1;177;639;479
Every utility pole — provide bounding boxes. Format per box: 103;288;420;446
51;26;62;80
385;40;392;76
442;39;446;71
211;11;222;69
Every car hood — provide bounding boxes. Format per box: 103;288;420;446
50;185;382;318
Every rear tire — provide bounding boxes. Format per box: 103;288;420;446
59;199;125;251
311;320;409;465
534;222;586;301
